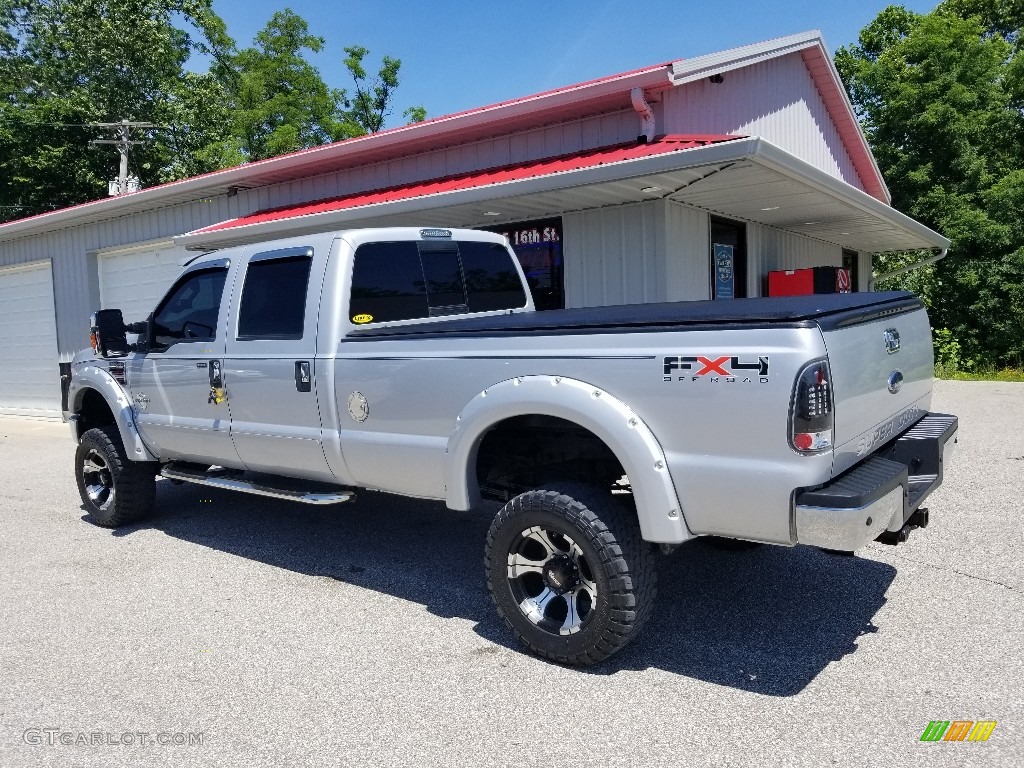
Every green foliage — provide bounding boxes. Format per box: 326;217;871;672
0;0;236;219
837;2;1024;370
932;327;965;376
343;45;425;134
224;17;427;161
0;2;427;215
227;9;343;161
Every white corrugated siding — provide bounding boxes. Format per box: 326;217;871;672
756;225;843;273
98;242;188;322
664;201;711;301
563;200;715;308
0;261;61;415
660;52;865;192
563;202;664;308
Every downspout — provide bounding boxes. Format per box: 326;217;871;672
869;247;949;291
631;87;656;144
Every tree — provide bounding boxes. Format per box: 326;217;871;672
179;10;427;162
0;2;427;219
226;9;346;162
343;45;426;134
0;0;235;220
836;2;1024;369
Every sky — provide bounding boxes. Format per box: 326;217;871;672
201;0;942;128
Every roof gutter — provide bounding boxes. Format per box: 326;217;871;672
868;248;949;291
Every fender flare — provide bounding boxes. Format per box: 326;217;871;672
68;364;158;462
445;375;691;543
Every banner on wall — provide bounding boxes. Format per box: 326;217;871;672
713;243;734;300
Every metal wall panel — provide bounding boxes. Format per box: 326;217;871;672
660;53;865;192
563;200;717;309
664;201;711;302
757;225;843;273
749;224;843;296
563;201;666;309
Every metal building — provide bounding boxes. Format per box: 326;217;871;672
0;31;949;418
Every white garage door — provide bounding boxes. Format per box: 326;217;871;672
0;261;62;417
98;242;189;323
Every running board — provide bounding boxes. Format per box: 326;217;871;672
161;463;355;505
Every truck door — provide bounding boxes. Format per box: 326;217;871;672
222;246;332;481
130;259;239;465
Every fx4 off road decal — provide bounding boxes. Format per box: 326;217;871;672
663;355;770;383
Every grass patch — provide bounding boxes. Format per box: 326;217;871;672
935;366;1024;382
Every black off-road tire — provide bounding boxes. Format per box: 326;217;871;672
75;426;157;528
485;483;656;666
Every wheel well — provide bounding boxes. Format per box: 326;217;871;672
475;415;626;502
76;388;117;437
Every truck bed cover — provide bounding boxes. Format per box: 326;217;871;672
348;291;923;339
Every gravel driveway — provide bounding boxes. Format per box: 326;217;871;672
0;379;1020;767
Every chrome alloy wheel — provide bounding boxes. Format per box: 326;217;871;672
506;525;597;636
81;448;115;508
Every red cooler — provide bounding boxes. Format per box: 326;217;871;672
768;267;851;296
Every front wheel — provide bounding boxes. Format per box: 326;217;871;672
74;426;156;527
485;484;656;665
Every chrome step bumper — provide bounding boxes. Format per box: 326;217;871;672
794;413;958;551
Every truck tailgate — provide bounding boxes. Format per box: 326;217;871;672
819;300;934;476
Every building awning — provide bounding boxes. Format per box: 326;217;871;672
176;135;949;253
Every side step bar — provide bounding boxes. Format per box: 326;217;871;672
161;463;355;505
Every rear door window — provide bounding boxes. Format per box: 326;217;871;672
237;251;313;339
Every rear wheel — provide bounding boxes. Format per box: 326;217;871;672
75;426;156;527
485;483;656;665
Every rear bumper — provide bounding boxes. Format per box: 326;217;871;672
794;413;958;551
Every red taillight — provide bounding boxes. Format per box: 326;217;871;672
790;359;834;453
794;432;814;451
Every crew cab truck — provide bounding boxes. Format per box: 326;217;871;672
67;227;958;665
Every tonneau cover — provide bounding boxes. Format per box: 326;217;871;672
348;291;923;339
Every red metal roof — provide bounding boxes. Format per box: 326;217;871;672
194;134;741;235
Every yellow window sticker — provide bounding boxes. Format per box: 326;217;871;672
352;314;373;324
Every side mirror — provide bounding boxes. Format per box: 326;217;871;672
90;309;129;358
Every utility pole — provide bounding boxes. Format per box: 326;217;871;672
90;119;157;196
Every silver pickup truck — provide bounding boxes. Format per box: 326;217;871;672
67;227;958;665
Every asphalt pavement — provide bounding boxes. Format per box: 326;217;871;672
0;379;1020;767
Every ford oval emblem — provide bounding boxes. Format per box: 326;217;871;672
888;370;904;394
884;328;901;355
